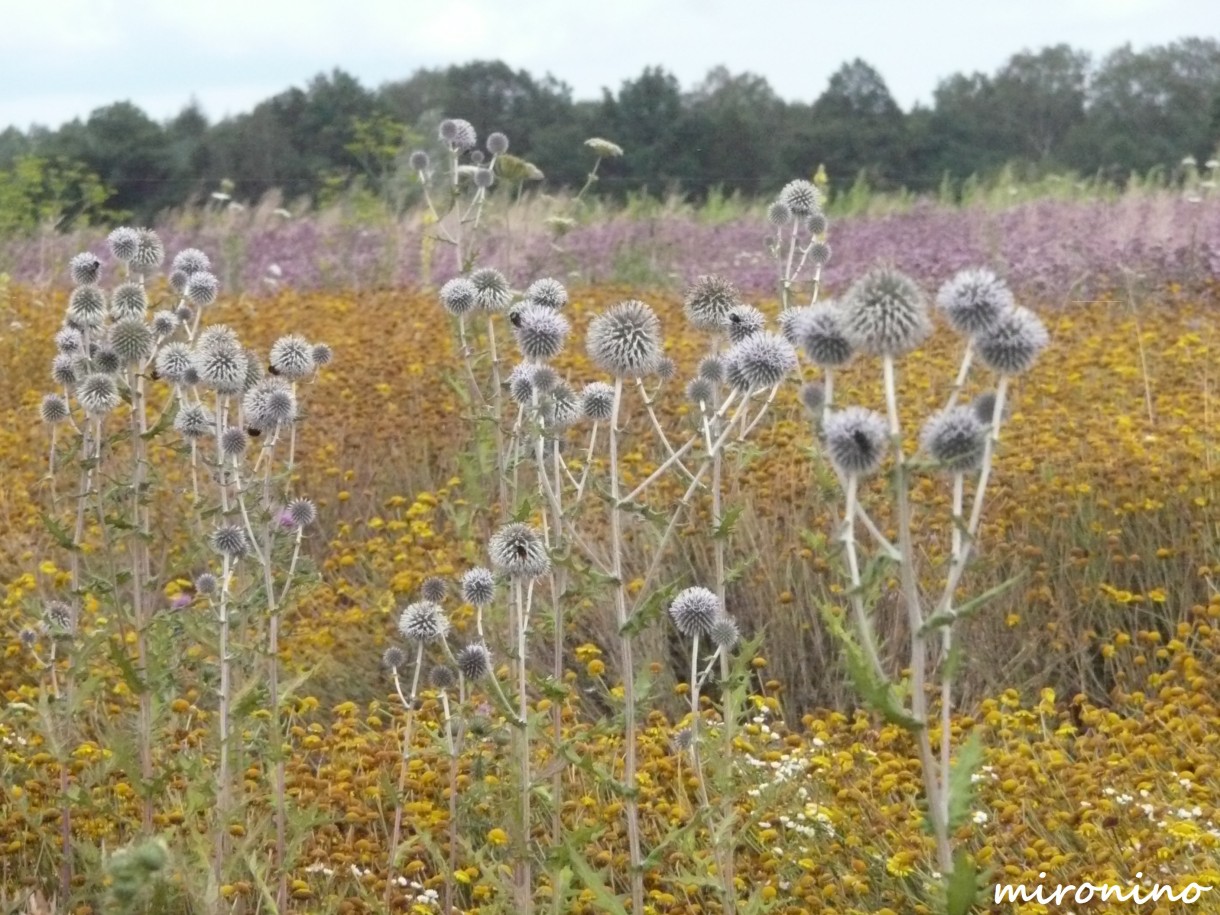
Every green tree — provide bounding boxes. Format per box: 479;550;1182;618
0;155;112;235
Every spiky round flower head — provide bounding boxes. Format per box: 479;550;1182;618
506;364;534;405
935;268;1013;336
43;600;76;637
69;252;102;285
824;407;889;477
210;524;249;559
456;642;492;680
777;307;813;347
779;179;821;217
170;270;189;294
185;272;219;307
51;354;80;387
669;586;720;639
683;274;740;332
766;200;792;227
55;326;84;355
175;303;194;324
41;393;71;424
436;277;476;317
654;355;677;382
408;150;429;172
131;229;165;270
724;332;797;391
430;665;456;691
841;266;931;357
473;167;494;189
155;342;193;382
171;248;210;276
587;299;663;377
181;365;199;387
285;497;317;529
379;646;404;671
514;304;569;361
725;304;765;343
800;381;825;414
686;377;714;406
94;347;121;374
525;277;568;310
486;131;509;155
174;402;212;439
807;241;832;267
311;342;333;367
269;334;315;380
920;406;987;474
547;383;580;428
800;304;854;368
108;227;139;262
469;150;485;165
419;576;447;604
806;212;829;236
439;118;477;150
243;378;297;428
972;391;999;424
151;310;179;337
709;615;740;651
109;319;154;365
531;364;557;393
77;373;120;415
68;284;107;327
397;600;450;644
239;351;263;391
470;268;511;311
489;523;550;579
219;427;249;460
460;567;495;607
698;356;725;385
197;324;239;352
195;343;248;394
195;572;218;595
580;381;614;421
974;306;1048;376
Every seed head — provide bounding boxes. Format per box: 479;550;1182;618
430;665;456;691
185;272;219;307
151;310;179;336
439;277;478;316
107;227;139;262
419;576;447;604
531;364;558;393
197;324;239;352
155;342;194;382
174;403;213;439
807;241;832;267
709;615;740;650
686;377;715;405
397;601;450;644
456;642;492;680
684;275;740;332
51;354;80;387
920;406;987;473
800;304;854;367
286;497;317;528
841;266;931;357
131;229;165;270
489;523;550;579
972;391;999;424
470;268;511;311
77;373;120;415
311;343;333;367
109;319;154;365
243;378;297;428
269;334;315;380
766;200;792;227
210;524;249;559
68;285;107;327
219;427;249;460
779;179;821;217
170;271;188;294
69;252;102;285
587;300;663;377
669;587;720;639
507;364;535;405
524;278;568;310
473;167;494;189
41;393;71;424
195;572;218;595
807;212;829;236
580;381;615;421
547;383;581;428
724;332;797;391
975;306;1048;375
439;118;477;150
487;132;509;155
55;326;84;355
824;407;889;477
777;307;812;346
799;382;825;414
171;248;210;277
94;347;121;374
460;567;496;607
725;304;765;343
654;355;677;382
408;150;429;172
936;269;1013;336
515;304;569;361
109;282;147;320
241;352;266;390
195;343;248;394
175;304;194;324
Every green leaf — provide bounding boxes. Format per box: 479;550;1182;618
558;841;628;915
108;640;146;694
141;400;177;441
712;505;743;540
41;513;79;552
947;731;984;831
551;865;574;915
945;849;981;915
819;602;921;731
920;572;1027;635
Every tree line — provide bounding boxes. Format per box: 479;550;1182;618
1;38;1219;229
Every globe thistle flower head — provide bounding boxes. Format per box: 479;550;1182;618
43;601;76;637
210;524;249;559
151;310;179;337
489;523;550;579
935;268;1014;336
195;343;248;394
531;364;558;393
507;364;535;405
683;274;740;332
270;334;315;380
408;150;429;172
653;356;677;382
51;354;80;387
131;229;165;270
806;212;829;236
580;381;614;421
807;241;832;268
217;427;248;460
382;646;406;671
469;150;485;165
724;332;797;391
779;179;821;217
19;628;37;650
456;642;492;680
473;168;494;189
197;324;239;352
155;342;193;382
975;306;1048;375
972;391;999;424
524;277;568;310
709;615;740;651
175;303;194;324
77;373;120;416
70;252;102;285
170;270;189;295
766;200;792;227
397;601;450;644
698;355;725;383
430;665;456;691
185;272;219;307
470;267;511;311
94;347;121;374
439;277;478;316
725;304;765;343
55;326;84;355
686;377;714;405
824;407;889;477
800;303;854;368
241;352;264;391
547;383;580;429
421;576;447;603
171;248;210;276
41;393;71;424
68;284;107;327
107;227;139;262
243;378;297;428
439;118;477;150
799;381;825;414
920;406;987;473
486;131;509;155
460;567;496;607
195;572;218;595
311;343;333;367
182;365;200;387
109;319;154;365
841;266;931;357
777;307;813;347
174;402;212;439
669;586;720;639
587;299;663;377
515;303;569;361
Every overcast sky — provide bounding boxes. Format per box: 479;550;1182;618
2;0;1217;131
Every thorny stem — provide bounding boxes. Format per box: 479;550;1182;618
213;554;234;908
940;472;965;829
945;341;974;411
127;368;154;834
260;519;288;912
512;578;533;914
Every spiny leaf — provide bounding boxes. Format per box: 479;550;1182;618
41;513;79;552
947;731;984;831
945;849;982;915
920;572;1027;635
558;841;628;915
